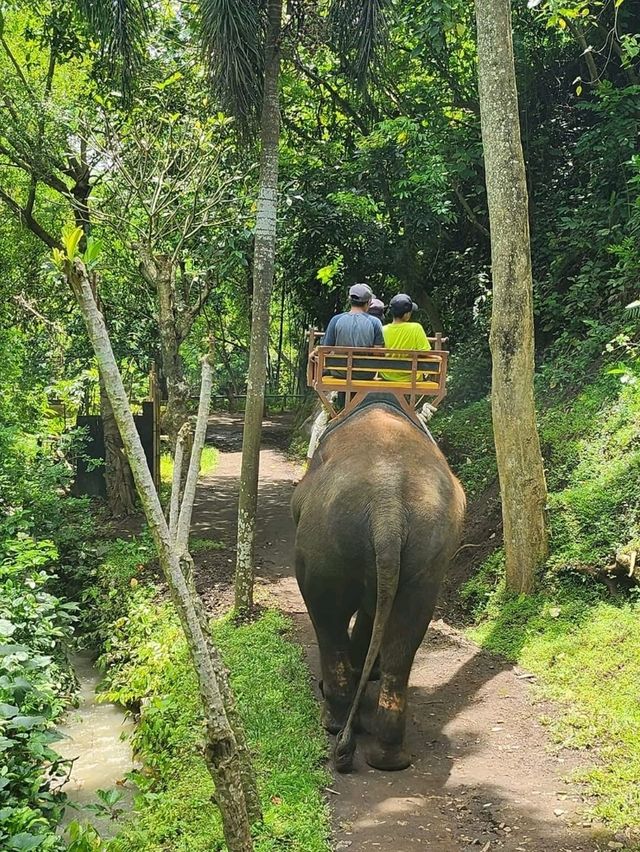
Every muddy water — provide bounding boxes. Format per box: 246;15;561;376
55;653;137;837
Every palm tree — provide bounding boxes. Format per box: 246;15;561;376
77;0;391;612
199;0;286;616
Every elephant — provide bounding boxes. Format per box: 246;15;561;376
291;400;465;773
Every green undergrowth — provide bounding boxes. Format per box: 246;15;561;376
450;357;640;832
442;360;640;569
87;538;330;851
431;398;495;499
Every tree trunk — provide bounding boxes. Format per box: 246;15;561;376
92;279;135;518
235;0;283;615
67;259;256;851
100;372;137;517
76;173;136;518
156;254;190;449
475;0;548;594
275;279;285;393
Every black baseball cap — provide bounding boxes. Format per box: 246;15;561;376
389;293;418;316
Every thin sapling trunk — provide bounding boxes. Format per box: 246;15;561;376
66;258;257;851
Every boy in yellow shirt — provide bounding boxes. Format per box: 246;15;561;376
380;293;431;381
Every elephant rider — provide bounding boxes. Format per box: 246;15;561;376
368;297;386;321
306;283;384;465
322;283;384;357
380;293;437;431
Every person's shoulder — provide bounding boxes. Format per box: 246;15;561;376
368;315;383;327
409;323;430;346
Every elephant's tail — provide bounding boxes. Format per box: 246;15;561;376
334;519;401;773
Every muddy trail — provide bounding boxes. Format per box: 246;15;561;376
192;414;611;852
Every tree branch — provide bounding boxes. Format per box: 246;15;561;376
452;183;489;239
0;187;60;248
179;271;217;340
564;18;599;84
293;57;370;134
175;340;215;555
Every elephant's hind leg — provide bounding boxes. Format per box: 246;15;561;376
366;578;439;771
298;565;358;734
350;609;380;682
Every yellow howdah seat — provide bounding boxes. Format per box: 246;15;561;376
306;330;449;425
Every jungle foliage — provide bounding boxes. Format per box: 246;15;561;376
0;0;639;846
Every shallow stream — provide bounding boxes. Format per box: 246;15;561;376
55;653;137;838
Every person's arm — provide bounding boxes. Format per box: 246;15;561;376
373;318;385;347
416;324;431;351
322;316;337;347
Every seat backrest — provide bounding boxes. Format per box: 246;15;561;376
324;354;441;375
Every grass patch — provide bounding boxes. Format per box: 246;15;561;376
468;573;640;830
453;359;640;832
94;566;330;852
160;445;219;486
189;537;225;553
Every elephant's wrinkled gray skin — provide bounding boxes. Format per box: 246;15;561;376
292;405;465;773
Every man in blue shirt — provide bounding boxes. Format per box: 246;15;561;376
323;283;384;386
305;284;384;469
304;285;384;469
323;283;384;350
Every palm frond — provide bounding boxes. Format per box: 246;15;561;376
329;0;390;89
76;0;151;96
199;0;267;136
626;299;640;320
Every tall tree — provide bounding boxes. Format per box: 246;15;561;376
95;101;248;449
229;0;283;614
474;0;548;592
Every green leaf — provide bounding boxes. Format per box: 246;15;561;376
0;703;18;718
7;833;45;850
82;237;103;269
0;618;16;637
0;644;29;656
61;225;84;261
6;714;47;730
97;787;125;807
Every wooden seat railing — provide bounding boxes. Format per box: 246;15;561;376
307;328;449;424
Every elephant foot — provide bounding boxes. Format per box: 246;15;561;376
365;742;412;772
322;702;363;735
321;702;348;735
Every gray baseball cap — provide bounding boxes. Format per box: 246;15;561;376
349;282;373;303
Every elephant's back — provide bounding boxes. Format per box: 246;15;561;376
298;406;465;546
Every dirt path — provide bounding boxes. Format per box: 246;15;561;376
192;414;611;852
